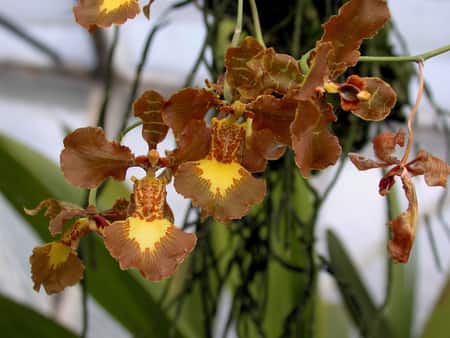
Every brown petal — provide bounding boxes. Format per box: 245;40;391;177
174;159;266;223
387;169;418;263
290;99;341;177
246;95;298;145
320;0;390;78
104;218;196;280
349;77;397;121
224;37;264;97
61;127;134;188
372;129;404;164
290;42;333;101
162;88;218;138
133;90;169;150
30;242;84;294
348;153;386;171
407;150;450;187
73;0;140;31
143;0;155;19
24;199;90;236
169;119;211;165
242;48;303;98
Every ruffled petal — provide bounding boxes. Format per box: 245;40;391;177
372;129;404;164
30;242;84;294
348;153;387;171
320;0;390;78
104;217;196;280
387;169;418;263
174;159;266;223
61;127;134;188
73;0;140;31
407;150;450;187
24;199;94;236
291;99;341;177
104;175;196;280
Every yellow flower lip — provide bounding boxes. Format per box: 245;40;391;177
127;217;171;251
196;159;243;197
48;242;71;268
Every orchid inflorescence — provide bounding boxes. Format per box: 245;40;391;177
26;0;450;294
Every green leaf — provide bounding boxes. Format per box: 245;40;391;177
0;292;78;337
316;297;351;338
326;229;391;338
0;133;185;338
420;273;450;338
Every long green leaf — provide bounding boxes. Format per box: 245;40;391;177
327;229;391;338
419;273;450;338
0;292;78;337
0;133;185;338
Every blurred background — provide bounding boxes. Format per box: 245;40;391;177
0;1;450;337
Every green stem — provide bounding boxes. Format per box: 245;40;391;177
359;44;450;63
248;0;265;48
88;188;97;207
97;26;120;129
117;121;142;143
231;0;244;47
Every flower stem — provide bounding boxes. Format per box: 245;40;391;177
401;61;424;165
231;0;244;47
88;188;97;207
359;44;450;63
249;0;265;48
117;121;142;143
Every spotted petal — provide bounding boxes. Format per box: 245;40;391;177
174;159;266;223
30;242;84;294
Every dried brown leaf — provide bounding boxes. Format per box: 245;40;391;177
372;129;404;164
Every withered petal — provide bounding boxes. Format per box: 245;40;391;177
30;242;84;294
348;153;387;171
408;150;450;187
372;129;404;164
73;0;140;31
320;0;390;78
133;90;169;149
387;169;418;263
60;127;134;188
174;159;266;223
24;199;89;236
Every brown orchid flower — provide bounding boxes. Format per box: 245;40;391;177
349;62;450;263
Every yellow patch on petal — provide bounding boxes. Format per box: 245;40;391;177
48;242;71;269
128;217;170;251
197;159;243;196
100;0;133;13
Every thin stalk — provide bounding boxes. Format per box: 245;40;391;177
117;121;142;143
88;188;97;207
248;0;265;48
424;215;442;272
97;26;120;129
359;44;450;63
401;61;424;165
118;21;167;135
231;0;244;47
290;0;303;58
